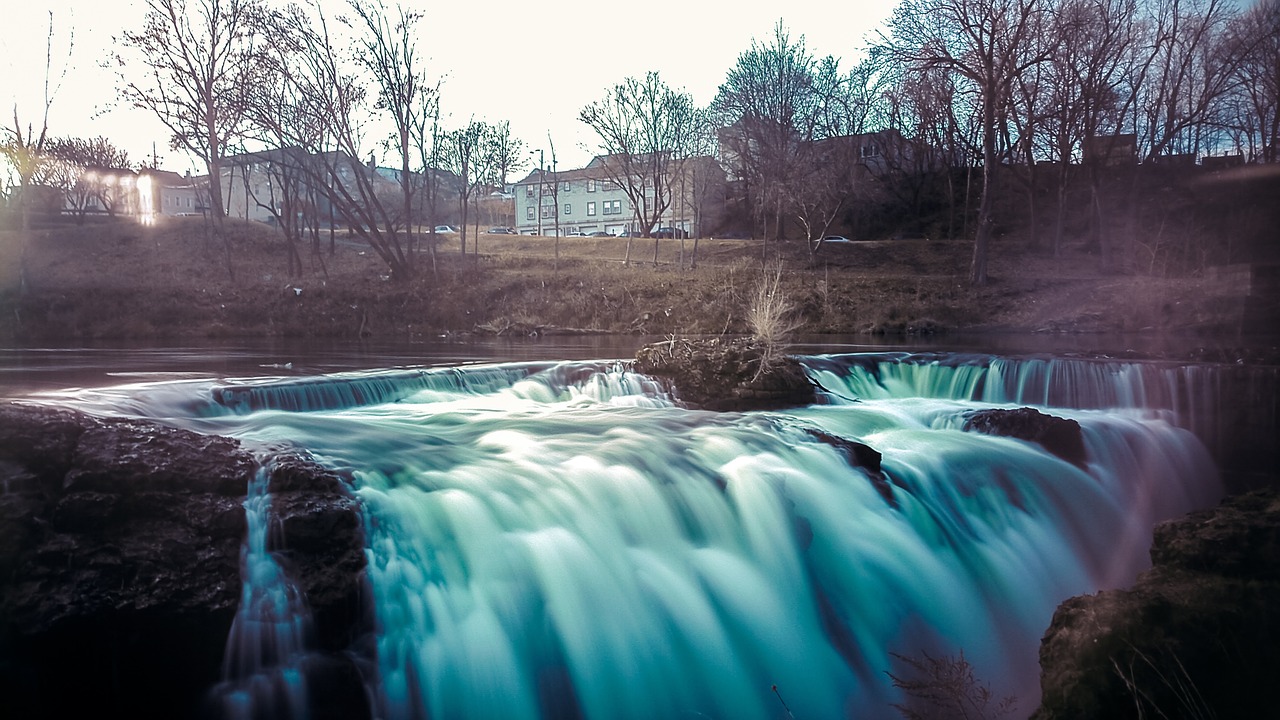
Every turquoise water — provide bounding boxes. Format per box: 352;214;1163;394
25;352;1224;719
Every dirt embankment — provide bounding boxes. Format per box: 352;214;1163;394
0;217;1269;347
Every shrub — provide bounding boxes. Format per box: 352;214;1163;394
887;649;1017;720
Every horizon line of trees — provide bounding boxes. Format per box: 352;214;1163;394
6;0;1278;285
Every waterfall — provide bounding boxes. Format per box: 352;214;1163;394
36;352;1227;719
208;465;314;720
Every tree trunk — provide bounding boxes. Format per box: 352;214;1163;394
971;100;997;286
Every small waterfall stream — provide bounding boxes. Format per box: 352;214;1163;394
39;352;1231;719
209;464;314;720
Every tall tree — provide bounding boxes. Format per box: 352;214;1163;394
3;12;71;235
442;119;487;255
114;0;269;233
343;0;439;271
266;0;415;282
1133;0;1244;160
710;22;824;245
1037;0;1142;256
581;71;700;241
484;120;525;189
876;0;1056;284
1226;0;1279;162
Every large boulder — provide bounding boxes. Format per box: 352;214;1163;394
0;402;371;720
962;407;1087;467
633;337;816;411
1034;489;1280;719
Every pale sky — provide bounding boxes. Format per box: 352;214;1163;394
1;0;896;175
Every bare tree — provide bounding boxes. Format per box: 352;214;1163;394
2;12;70;236
710;22;825;246
876;0;1056;285
1226;0;1279;162
44;136;133;223
114;0;269;236
441;119;486;255
270;1;414;282
546;133;562;268
484;120;525;189
343;0;439;271
1035;0;1143;256
1133;0;1245;161
793;56;878;256
580;71;700;243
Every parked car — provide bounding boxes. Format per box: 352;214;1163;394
486;226;516;234
822;235;852;243
587;231;611;237
614;230;641;238
433;225;458;234
653;227;688;239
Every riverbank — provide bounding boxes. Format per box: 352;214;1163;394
1;217;1272;352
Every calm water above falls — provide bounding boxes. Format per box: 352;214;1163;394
17;350;1226;719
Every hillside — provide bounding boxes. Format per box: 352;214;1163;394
0;214;1270;352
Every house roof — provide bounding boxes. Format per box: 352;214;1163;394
512;152;713;186
140;169;195;188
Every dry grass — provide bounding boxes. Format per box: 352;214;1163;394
0;215;1248;342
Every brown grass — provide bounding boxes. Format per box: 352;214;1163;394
0;215;1250;342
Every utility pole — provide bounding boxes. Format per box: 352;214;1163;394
537;148;544;236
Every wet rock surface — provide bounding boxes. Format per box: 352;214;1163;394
633;337;816;412
1034;488;1280;719
0;402;371;720
962;406;1088;467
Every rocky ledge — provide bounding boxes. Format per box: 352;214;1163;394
0;402;371;720
1034;488;1280;718
633;337;816;412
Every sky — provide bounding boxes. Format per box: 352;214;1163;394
1;0;897;176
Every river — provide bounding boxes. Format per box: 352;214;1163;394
1;334;1275;719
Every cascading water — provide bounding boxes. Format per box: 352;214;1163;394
40;353;1224;719
209;464;314;720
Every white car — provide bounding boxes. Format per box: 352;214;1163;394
433;225;458;234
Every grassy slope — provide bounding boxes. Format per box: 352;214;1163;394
0;216;1255;344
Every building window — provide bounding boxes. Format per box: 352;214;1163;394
541;206;555;219
526;206;535;220
587;179;596;192
603;199;622;215
525;185;534;197
564;203;571;215
561;181;571;192
587;201;596;216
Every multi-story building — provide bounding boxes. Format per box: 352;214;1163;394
512;154;717;237
138;169;205;219
219;149;460;228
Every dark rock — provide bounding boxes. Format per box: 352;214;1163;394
1034;489;1280;719
634;336;816;412
962;407;1087;467
266;454;369;653
804;429;896;506
0;402;372;720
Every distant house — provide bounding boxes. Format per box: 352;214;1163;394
58;166;140;218
1082;134;1138;166
511;153;720;237
220;149;459;227
138;169;204;218
220;148;318;223
1201;153;1245;170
